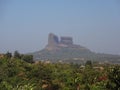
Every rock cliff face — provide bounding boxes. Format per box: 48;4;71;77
45;33;87;50
47;33;59;46
60;37;73;45
45;33;59;50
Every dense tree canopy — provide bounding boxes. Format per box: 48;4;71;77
0;53;120;90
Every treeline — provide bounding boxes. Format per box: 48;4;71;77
4;51;34;63
0;52;120;90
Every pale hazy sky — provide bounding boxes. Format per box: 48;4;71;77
0;0;120;54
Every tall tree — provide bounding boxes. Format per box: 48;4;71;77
85;60;92;67
14;51;21;59
5;51;12;59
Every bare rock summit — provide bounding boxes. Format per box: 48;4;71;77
45;33;88;51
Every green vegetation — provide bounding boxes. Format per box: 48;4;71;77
32;47;120;64
0;52;120;90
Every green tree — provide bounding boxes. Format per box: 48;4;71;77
29;62;52;89
22;55;34;63
14;51;21;59
85;60;92;68
107;66;120;90
5;51;12;59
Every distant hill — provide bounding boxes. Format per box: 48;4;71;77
30;33;120;63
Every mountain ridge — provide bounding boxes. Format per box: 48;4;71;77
30;33;120;63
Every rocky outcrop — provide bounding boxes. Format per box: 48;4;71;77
60;37;73;45
30;33;120;62
48;33;59;46
45;33;88;51
45;33;59;50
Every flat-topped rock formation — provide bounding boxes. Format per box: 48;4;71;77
45;33;88;51
60;37;73;45
30;33;120;63
32;33;93;60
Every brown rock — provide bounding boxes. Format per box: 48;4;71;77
60;36;73;45
48;33;59;46
45;33;86;50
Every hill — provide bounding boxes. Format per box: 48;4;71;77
31;33;120;63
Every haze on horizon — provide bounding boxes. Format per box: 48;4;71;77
0;0;120;55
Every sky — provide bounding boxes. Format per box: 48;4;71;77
0;0;120;54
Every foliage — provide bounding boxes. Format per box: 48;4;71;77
107;66;120;90
5;51;12;59
14;50;21;59
85;60;92;67
0;55;120;90
22;54;34;63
